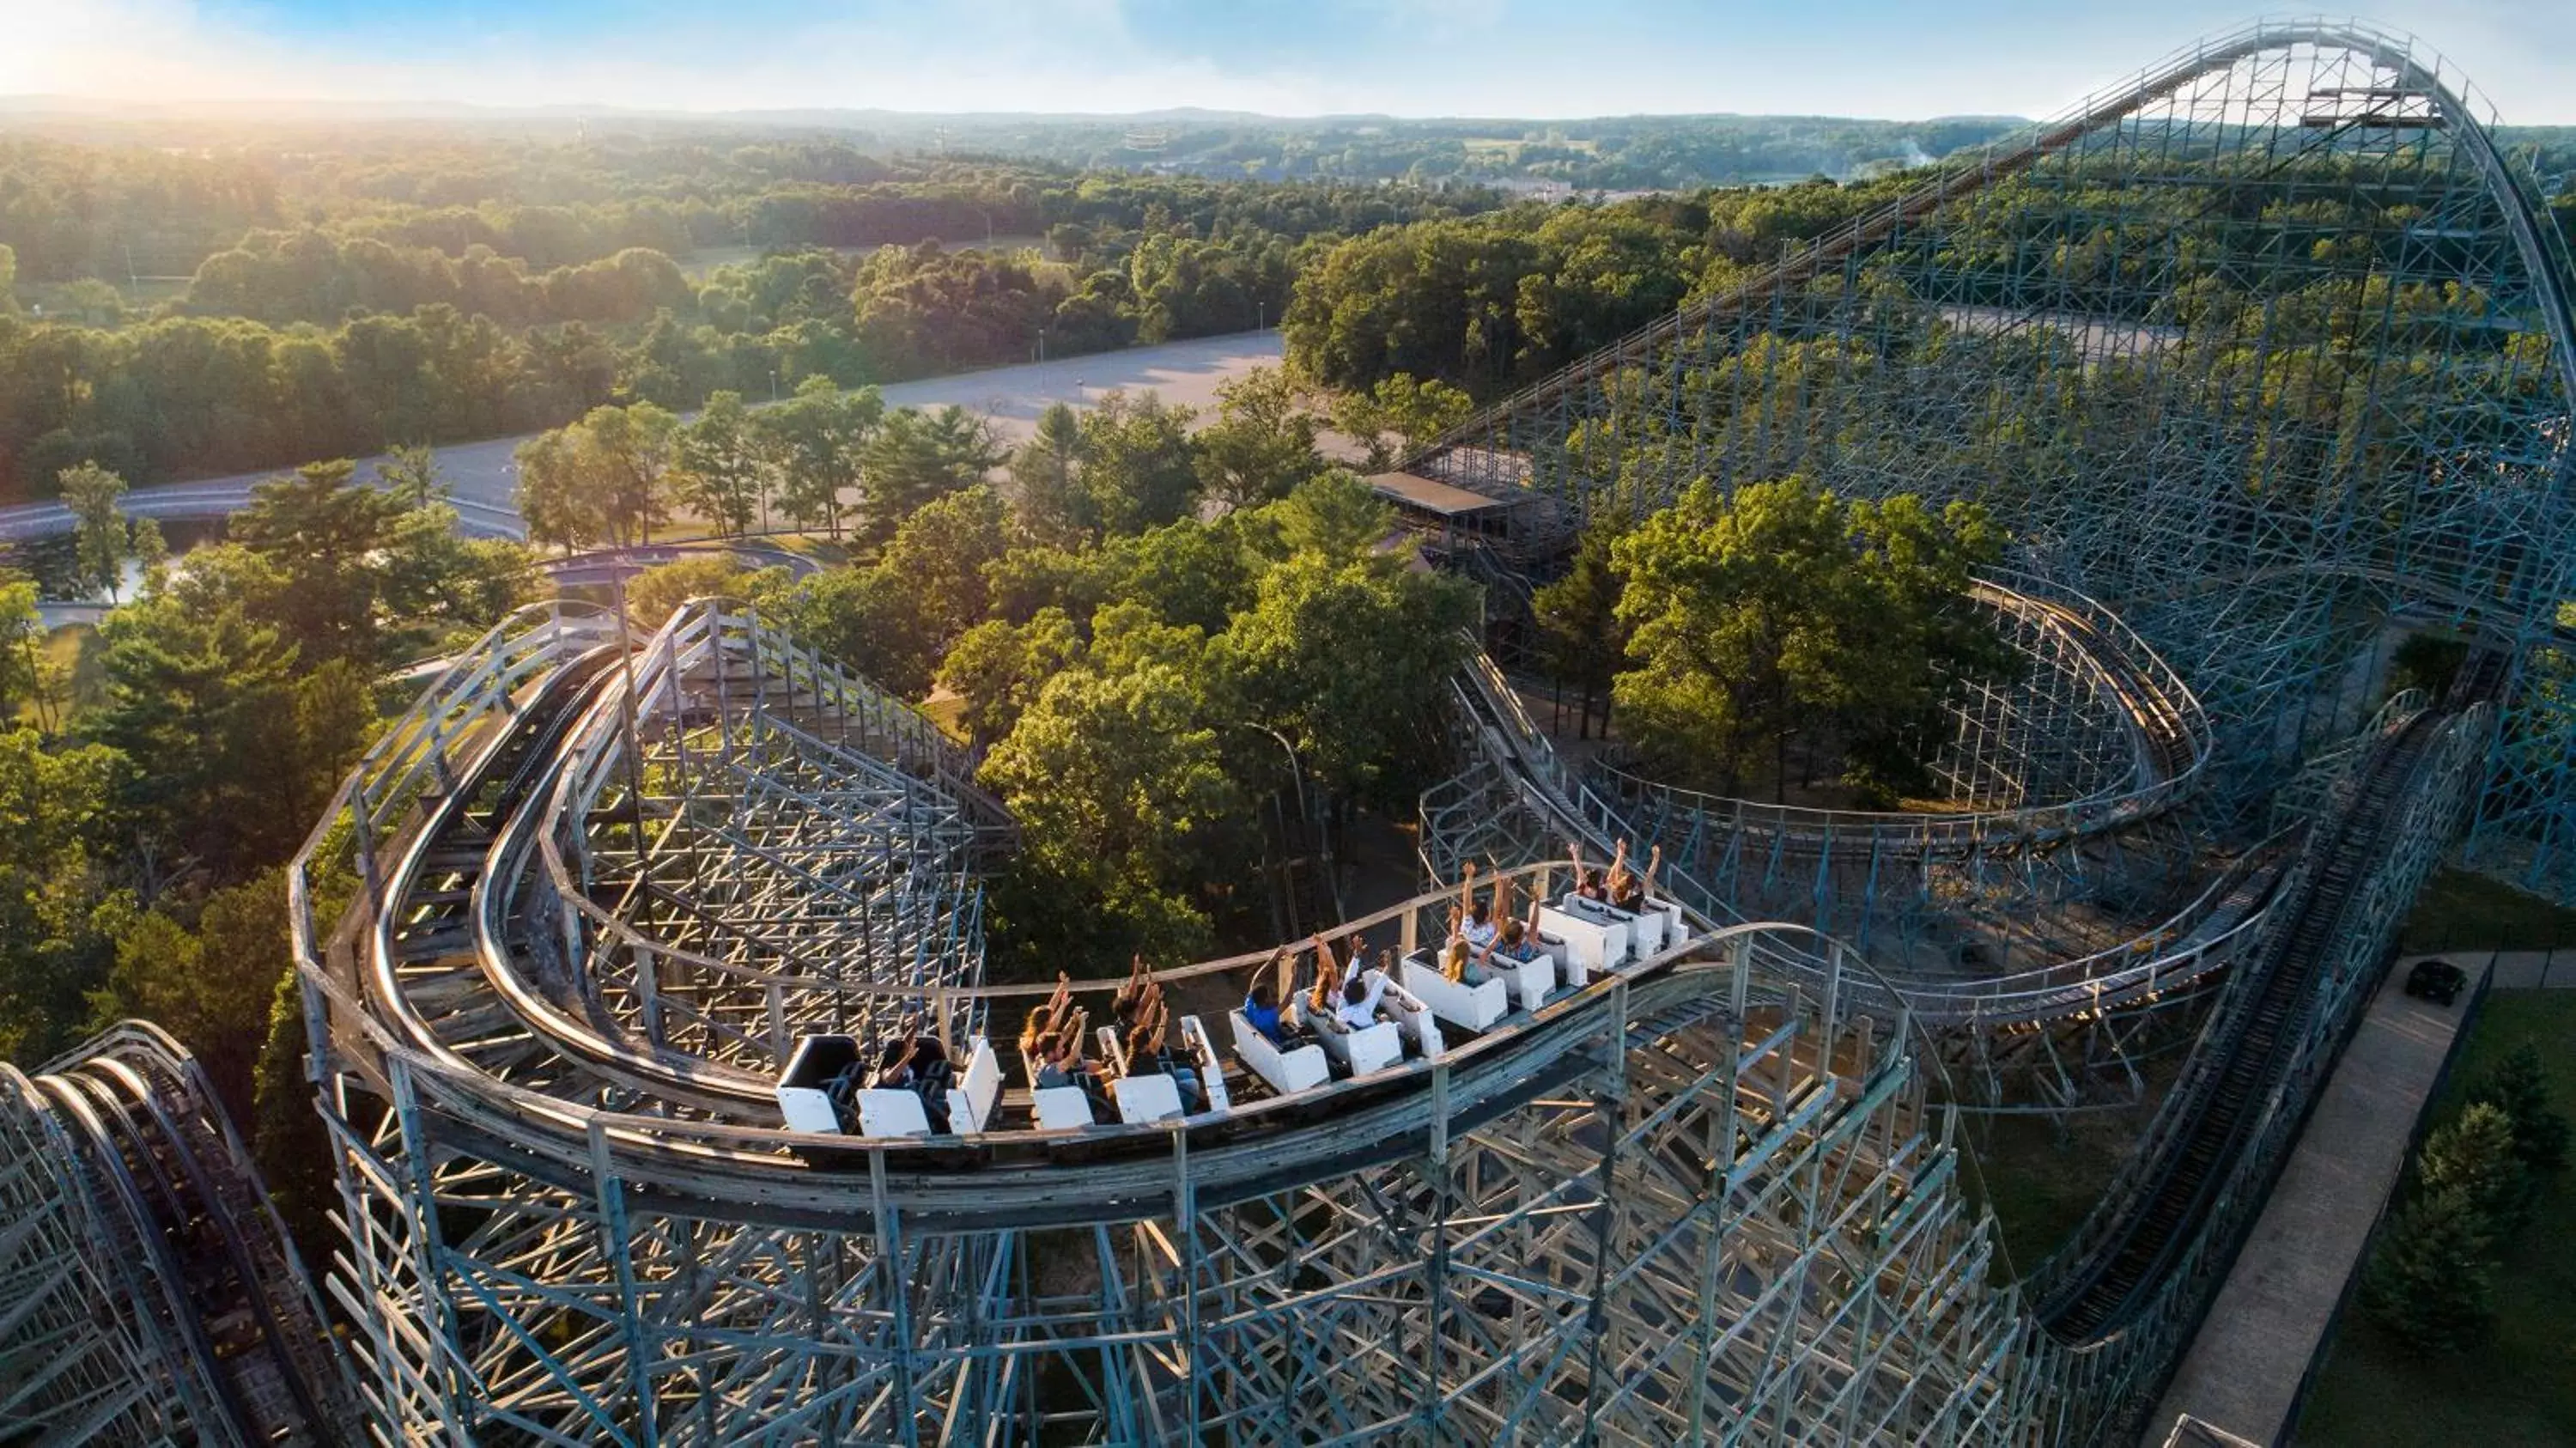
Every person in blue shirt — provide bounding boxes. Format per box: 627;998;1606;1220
1242;947;1308;1046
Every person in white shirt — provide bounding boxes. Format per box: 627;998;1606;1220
1304;931;1390;1034
1335;970;1388;1030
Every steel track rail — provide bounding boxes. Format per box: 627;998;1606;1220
1406;18;2576;476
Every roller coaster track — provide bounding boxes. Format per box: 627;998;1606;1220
1452;605;2494;1430
0;1024;356;1447
263;583;2495;1444
2035;703;2460;1338
1406;18;2576;485
1444;642;2273;1031
294;603;1911;1227
1583;575;2213;861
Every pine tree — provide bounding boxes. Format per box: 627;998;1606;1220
2361;1184;2496;1352
1533;511;1629;740
2421;1102;2528;1233
2466;1044;2571;1186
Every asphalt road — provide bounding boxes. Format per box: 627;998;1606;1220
0;329;1288;545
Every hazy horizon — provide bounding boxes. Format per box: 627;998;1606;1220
10;2;2574;126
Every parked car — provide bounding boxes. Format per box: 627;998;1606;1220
2403;958;2467;1006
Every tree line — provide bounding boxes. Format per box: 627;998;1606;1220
1282;179;1912;396
1;144;1490;502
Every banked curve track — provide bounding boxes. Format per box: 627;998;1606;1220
0;1022;359;1448
307;599;1902;1232
281;595;2489;1444
1446;638;2273;1033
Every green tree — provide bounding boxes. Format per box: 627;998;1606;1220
512;403;680;551
1833;493;2009;801
1611;477;2002;802
369;514;542;656
2423;1100;2532;1234
380;443;449;508
1256;466;1395;563
252;964;335;1271
1217;543;1479;808
0;728;125;1062
980;660;1245;959
1099;516;1258;636
1008;403;1091;543
229;459;412;664
84;593;301;876
2362;1184;2497;1353
768;564;937;697
1332;372;1474;472
2465;1044;2572;1187
936;608;1084;751
675;390;769;537
1533;511;1631;739
580;401;681;546
0;575;43;728
623;555;790;633
859;405;1000;543
289;657;375;832
760;378;883;541
1194;367;1321;512
91;870;290;1118
513;428;603;553
130;515;169;594
1077;391;1200;536
878;485;1012;664
1614;477;1850;795
58;460;133;601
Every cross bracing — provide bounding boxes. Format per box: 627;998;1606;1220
1431;634;2492;1439
208;20;2570;1447
268;549;2480;1446
0;1024;359;1447
269;596;2075;1444
1403;18;2576;903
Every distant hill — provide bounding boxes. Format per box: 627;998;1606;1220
0;97;2032;188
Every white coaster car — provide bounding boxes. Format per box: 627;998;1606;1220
1230;1009;1329;1095
1398;950;1508;1031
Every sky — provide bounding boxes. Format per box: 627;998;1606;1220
5;0;2573;124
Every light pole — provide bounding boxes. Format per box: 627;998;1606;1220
1036;325;1047;365
1231;720;1334;930
1235;721;1305;837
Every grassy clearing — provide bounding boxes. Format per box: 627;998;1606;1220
2293;990;2576;1447
13;624;103;727
2400;867;2576;953
1956;1072;2175;1276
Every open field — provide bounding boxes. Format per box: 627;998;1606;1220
12;624;102;727
1956;1059;2183;1275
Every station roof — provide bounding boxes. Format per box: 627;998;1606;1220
1366;471;1533;519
